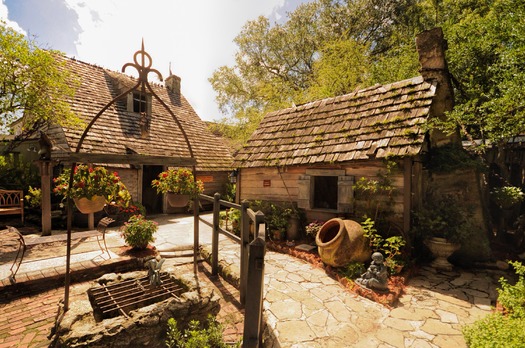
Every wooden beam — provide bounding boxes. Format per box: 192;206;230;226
63;153;196;166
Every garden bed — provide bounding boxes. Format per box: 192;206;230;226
267;240;407;308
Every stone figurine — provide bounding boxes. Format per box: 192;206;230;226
355;252;389;292
145;256;165;287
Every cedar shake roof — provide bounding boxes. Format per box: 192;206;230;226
234;76;436;168
46;56;233;171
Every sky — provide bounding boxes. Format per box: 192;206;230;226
0;0;311;122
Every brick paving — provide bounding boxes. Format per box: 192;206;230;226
0;282;87;348
1;214;512;347
0;261;243;348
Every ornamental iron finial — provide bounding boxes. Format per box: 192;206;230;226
122;40;163;93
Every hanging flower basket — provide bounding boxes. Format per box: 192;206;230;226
167;193;190;207
53;164;131;213
73;195;106;214
151;168;204;203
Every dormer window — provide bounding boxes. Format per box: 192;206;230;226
127;92;152;115
127;91;152;138
133;92;147;113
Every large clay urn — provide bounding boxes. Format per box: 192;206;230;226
316;218;371;267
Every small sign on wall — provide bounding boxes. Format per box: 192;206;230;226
263;180;271;187
197;176;214;183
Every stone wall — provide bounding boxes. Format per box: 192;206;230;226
426;169;491;263
54;270;220;347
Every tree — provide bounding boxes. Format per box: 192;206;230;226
209;0;424;145
435;0;525;146
305;39;372;99
0;22;80;153
211;0;525;155
417;0;525;186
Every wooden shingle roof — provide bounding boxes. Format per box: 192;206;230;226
46;56;233;171
234;76;436;168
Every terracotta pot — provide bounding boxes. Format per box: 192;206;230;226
315;218;371;267
167;193;190;207
74;196;106;214
272;229;285;241
424;237;460;271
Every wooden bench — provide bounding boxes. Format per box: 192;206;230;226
0;190;24;223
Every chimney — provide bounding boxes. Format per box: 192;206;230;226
165;74;181;96
415;27;459;147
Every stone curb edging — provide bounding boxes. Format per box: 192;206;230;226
0;257;141;293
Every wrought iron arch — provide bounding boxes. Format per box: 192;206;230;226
63;42;196;311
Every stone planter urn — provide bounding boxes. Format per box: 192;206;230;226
425;237;460;271
315;218;371;267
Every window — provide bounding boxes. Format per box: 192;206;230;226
313;176;338;209
127;92;151;115
298;169;354;212
132;92;147;113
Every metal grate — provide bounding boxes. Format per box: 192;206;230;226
88;272;183;320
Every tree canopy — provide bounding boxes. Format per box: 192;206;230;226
0;22;80;151
437;0;525;148
210;0;525;151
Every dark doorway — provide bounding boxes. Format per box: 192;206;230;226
142;165;163;214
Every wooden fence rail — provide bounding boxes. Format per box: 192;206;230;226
196;193;266;347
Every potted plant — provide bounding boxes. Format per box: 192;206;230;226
120;214;158;249
219;208;241;235
412;193;473;270
268;204;292;241
151;168;204;207
491;186;524;210
53;164;130;214
305;220;325;241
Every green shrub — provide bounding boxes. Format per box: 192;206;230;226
463;261;525;347
25;186;41;208
497;261;525;319
339;262;366;280
0;154;40;190
463;314;525;348
165;315;240;348
361;218;406;274
120;214;157;249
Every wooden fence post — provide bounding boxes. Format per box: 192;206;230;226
242;236;266;348
212;193;220;275
240;200;250;306
193;196;200;272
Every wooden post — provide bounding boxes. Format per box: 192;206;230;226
253;210;265;239
193;196;200;272
38;160;52;236
212;193;220;275
243;236;266;348
403;157;412;234
240;200;250;306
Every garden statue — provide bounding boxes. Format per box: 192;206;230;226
145;256;165;287
355;252;389;292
